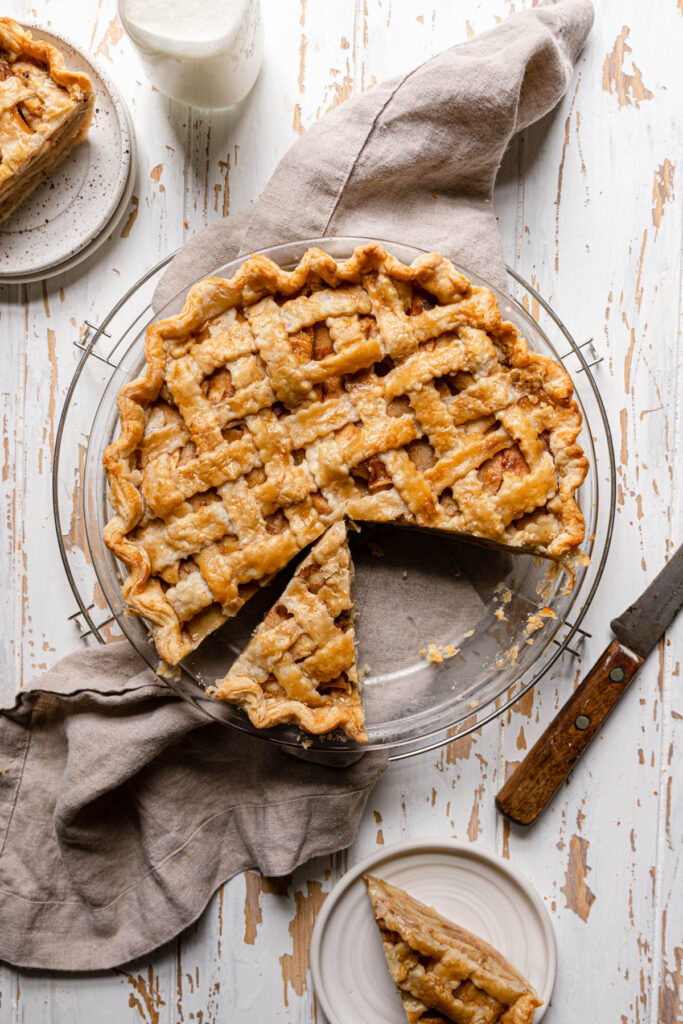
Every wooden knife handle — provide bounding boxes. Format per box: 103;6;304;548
496;640;644;826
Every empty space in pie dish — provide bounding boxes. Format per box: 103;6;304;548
178;524;570;744
78;237;613;759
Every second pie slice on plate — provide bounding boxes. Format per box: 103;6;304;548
365;874;542;1023
0;19;94;223
208;520;366;742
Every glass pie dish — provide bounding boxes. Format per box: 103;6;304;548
55;237;616;759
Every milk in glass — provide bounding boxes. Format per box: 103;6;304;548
118;0;263;108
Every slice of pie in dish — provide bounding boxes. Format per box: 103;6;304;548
207;520;366;742
365;875;542;1024
0;18;94;223
103;242;587;675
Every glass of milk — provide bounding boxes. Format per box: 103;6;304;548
118;0;263;108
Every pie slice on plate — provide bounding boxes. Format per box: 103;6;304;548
0;19;94;223
207;520;366;742
103;242;588;675
365;874;542;1023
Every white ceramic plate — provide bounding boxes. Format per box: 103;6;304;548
0;24;135;282
311;839;556;1024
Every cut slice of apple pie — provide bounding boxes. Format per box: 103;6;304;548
0;18;94;223
365;874;542;1023
208;520;366;742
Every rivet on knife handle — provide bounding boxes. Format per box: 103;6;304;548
495;640;644;826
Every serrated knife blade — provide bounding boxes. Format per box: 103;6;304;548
610;544;683;659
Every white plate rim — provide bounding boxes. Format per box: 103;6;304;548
0;21;135;280
310;837;557;1024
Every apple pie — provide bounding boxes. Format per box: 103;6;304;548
0;18;94;223
365;875;542;1023
103;242;587;704
207;520;365;741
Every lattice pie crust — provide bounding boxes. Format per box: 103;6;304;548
365;875;542;1023
0;19;94;223
103;242;587;731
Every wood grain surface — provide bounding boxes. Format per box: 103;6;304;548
0;1;681;1022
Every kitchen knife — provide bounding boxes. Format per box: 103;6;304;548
496;544;683;826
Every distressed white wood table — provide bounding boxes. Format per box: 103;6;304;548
1;1;681;1021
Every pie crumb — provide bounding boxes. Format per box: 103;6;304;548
426;643;443;663
524;615;545;637
157;660;180;681
494;607;506;621
493;644;520;670
536;562;560;602
463;628;475;638
422;642;459;662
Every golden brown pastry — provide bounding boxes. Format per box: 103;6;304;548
103;242;587;673
365;875;542;1023
0;19;94;223
207;520;365;741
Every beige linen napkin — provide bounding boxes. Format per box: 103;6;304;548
0;0;592;971
0;646;385;970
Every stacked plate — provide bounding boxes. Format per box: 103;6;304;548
0;26;136;285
